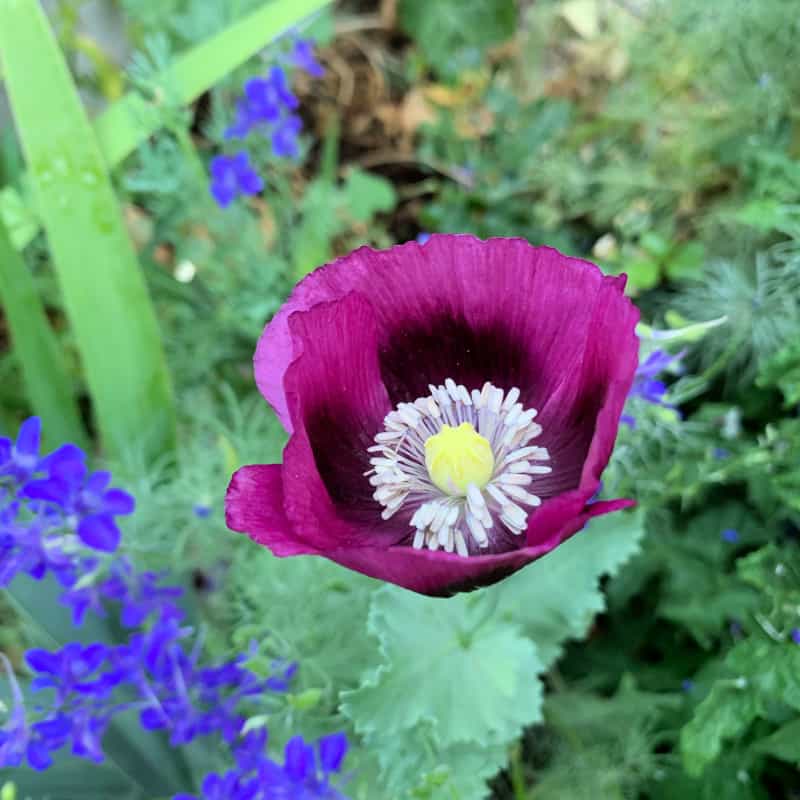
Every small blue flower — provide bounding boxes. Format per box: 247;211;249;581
290;39;325;78
225;67;298;140
193;504;212;519
265;659;298;692
271;114;303;159
712;447;729;459
721;528;739;543
622;348;683;427
681;679;694;693
791;628;800;645
319;732;348;775
209;152;264;208
2;418;349;797
284;734;316;783
0;416;42;483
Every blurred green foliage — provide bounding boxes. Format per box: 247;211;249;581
1;0;800;797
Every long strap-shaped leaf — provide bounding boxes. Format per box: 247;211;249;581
0;1;175;462
0;0;332;251
0;215;88;449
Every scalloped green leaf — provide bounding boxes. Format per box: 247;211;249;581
495;509;646;667
341;587;543;748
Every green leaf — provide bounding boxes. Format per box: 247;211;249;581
382;734;508;800
292;178;342;279
341;587;543;748
342;169;398;223
665;241;705;281
0;186;38;250
399;0;516;80
754;718;800;764
681;682;759;777
0;755;144;800
732;199;789;231
681;639;800;776
3;0;333;252
495;509;646;668
622;257;661;291
757;338;800;406
0;0;176;461
546;673;682;734
0;215;88;449
649;505;764;647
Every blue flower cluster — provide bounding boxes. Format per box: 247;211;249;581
1;417;134;588
1;418;349;798
209;39;324;209
176;729;348;800
622;348;683;427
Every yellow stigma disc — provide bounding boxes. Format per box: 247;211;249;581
424;422;495;496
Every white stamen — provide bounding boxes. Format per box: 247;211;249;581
368;379;551;557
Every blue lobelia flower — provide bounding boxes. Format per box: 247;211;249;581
289;39;325;78
721;528;739;543
175;730;350;800
0;417;41;484
621;348;683;427
271;114;303;159
2;418;350;797
209;152;264;208
225;67;299;140
1;418;134;589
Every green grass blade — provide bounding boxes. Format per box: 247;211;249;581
1;0;332;251
0;213;88;450
0;1;176;461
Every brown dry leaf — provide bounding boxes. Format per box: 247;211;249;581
423;71;489;109
399;88;438;134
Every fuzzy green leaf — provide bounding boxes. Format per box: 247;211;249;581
380;733;508;800
495;509;646;667
680;683;759;777
341;587;543;748
343;169;398;223
681;639;800;776
400;0;516;80
0;0;176;460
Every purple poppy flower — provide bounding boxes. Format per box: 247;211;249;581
225;235;639;596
